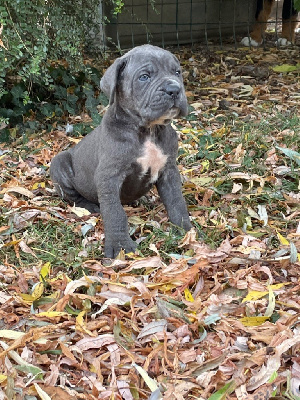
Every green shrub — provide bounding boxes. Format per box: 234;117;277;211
0;0;116;139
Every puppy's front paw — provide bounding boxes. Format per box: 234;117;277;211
182;219;193;231
104;237;137;258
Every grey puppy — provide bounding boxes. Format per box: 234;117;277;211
50;44;192;258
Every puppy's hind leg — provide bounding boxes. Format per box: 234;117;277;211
50;152;100;213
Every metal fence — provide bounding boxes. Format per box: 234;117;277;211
99;0;299;49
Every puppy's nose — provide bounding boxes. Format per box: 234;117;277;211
164;82;181;98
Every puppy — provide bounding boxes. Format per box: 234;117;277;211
50;45;192;258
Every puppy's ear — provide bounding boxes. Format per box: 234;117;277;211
100;58;127;105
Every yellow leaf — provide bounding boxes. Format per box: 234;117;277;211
242;283;289;303
127;216;145;225
31;282;44;300
184;288;194;302
189;176;214;186
270;283;290;290
49;272;71;284
32;182;46;190
240;316;269;326
190;102;203;109
40;262;51;281
200;160;210;172
36;311;68;318
90;365;97;373
68;137;81;144
242;290;268;303
19;282;44;303
86;216;98;226
277;231;289;245
265;286;275;317
2;239;22;247
46;291;60;300
76;310;95;336
181;167;199;175
133;362;159;392
212;126;229;137
0;375;7;383
245;216;252;229
116;248;126;260
69;205;91;217
76;310;85;325
147;282;177;291
19;293;36;303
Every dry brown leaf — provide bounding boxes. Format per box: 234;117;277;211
75;334;115;351
1;186;34;198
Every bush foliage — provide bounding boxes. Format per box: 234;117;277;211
0;0;299;139
0;0;113;138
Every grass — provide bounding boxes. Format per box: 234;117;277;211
181;106;299;247
1;106;299;270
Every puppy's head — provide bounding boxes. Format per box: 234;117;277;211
100;45;188;126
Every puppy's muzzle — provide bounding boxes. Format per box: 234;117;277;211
163;81;181;100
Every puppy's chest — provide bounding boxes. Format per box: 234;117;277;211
136;139;168;182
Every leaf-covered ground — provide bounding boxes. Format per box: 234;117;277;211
0;42;300;400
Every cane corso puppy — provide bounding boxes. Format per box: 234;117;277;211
50;45;192;258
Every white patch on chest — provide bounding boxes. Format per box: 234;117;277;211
137;140;168;182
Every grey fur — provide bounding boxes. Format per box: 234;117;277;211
50;45;192;258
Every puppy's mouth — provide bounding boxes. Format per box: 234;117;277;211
150;107;179;126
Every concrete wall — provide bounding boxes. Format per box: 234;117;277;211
103;0;257;48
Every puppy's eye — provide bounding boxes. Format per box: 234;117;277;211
175;70;181;76
139;74;150;81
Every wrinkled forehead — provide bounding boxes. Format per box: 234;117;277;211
123;47;181;73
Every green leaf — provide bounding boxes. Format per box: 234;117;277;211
204;314;221;325
276;146;300;167
207;381;236;400
15;364;44;379
11;85;25;99
272;64;300;73
268;371;278;383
